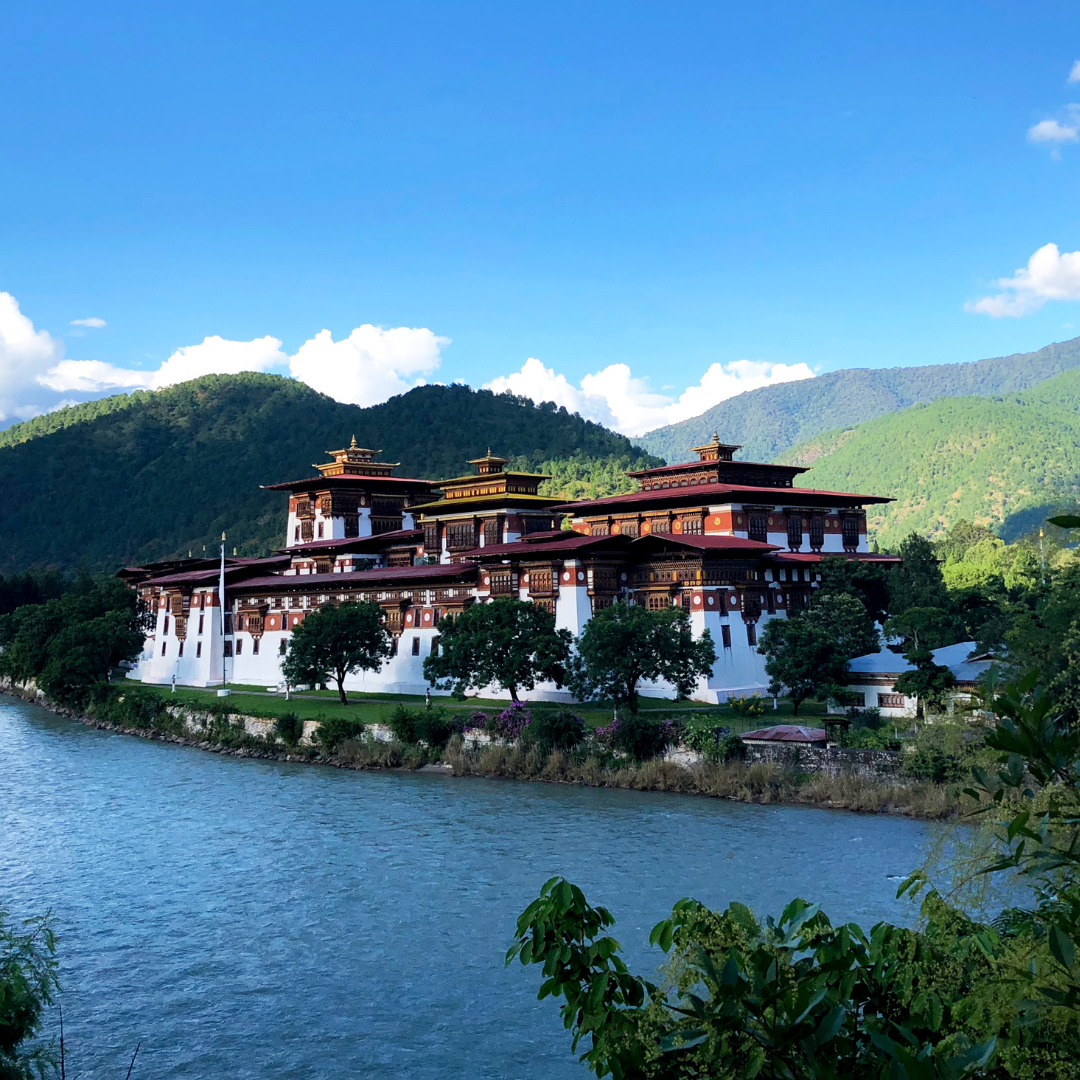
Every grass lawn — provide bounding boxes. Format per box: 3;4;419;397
131;681;831;734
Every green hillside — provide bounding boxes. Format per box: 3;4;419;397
0;374;660;574
782;369;1080;547
635;335;1080;464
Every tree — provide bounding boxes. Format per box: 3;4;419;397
883;605;963;652
889;532;950;612
894;646;956;717
282;600;391;705
0;578;143;707
0;906;60;1080
758;617;848;715
804;591;879;660
817;556;891;627
423;598;571;703
566;602;715;713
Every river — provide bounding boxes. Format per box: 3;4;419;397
0;696;944;1078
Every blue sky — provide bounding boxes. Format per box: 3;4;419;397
1;0;1079;434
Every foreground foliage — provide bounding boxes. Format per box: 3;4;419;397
0;908;59;1079
509;673;1080;1078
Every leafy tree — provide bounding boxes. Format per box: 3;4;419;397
0;906;60;1080
0;578;143;707
758;618;848;715
424;598;572;703
817;556;892;627
890;532;950;611
566;602;715;713
282;600;391;705
884;606;963;652
894;647;956;717
804;591;879;660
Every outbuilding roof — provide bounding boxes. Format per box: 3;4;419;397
847;641;995;685
740;724;827;743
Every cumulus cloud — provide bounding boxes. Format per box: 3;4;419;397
1069;60;1080;83
966;242;1080;317
289;325;448;405
71;317;106;328
0;291;65;421
1028;115;1080;144
486;356;814;436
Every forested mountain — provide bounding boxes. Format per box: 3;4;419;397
635;335;1080;464
782;368;1080;548
0;374;659;574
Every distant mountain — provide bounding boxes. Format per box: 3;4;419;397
635;335;1080;464
779;369;1080;548
0;374;659;574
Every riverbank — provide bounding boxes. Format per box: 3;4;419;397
0;681;967;819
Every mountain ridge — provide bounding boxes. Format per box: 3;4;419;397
635;335;1080;464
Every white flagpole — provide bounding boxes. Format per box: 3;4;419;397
219;532;227;689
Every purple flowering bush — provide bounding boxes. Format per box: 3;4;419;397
594;713;675;761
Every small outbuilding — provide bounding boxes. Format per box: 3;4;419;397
739;724;828;748
841;641;995;719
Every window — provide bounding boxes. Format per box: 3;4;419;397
652;518;670;534
252;637;259;655
161;641;167;656
198;614;204;635
749;515;768;544
411;636;421;655
318;522;324;538
223;641;233;657
279;639;287;655
344;516;359;537
446;521;476;550
878;693;905;709
163;615;170;636
646;595;670;610
681;517;703;535
483;519;501;546
842;516;860;549
196;642;202;658
619;522;638;537
294;525;300;541
223;613;234;634
178;641;184;657
809;515;824;549
721;624;731;649
746;622;757;647
786;515;803;550
235;639;243;656
424;524;440;553
390;636;398;656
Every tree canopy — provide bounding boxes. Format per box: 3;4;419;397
282;600;392;705
566;602;715;713
424;598;572;703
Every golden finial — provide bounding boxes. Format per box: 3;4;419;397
713;431;719;442
350;435;358;448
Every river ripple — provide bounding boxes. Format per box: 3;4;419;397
0;696;938;1078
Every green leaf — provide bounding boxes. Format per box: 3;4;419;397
1049;925;1075;971
813;1005;846;1046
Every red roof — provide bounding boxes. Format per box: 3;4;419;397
234;562;477;590
766;552;902;564
555;482;892;512
740;725;827;743
625;460;807;477
279;529;422;555
460;534;632;559
629;533;780;553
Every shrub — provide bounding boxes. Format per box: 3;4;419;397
902;744;964;783
715;733;747;763
847;706;883;730
727;694;767;718
316;715;366;753
274;712;303;747
387;705;459;749
596;713;675;761
522;709;585;754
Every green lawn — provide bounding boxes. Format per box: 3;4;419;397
132;681;827;734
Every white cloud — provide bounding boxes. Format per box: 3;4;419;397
486;356;815;436
966;242;1080;317
39;335;288;393
1028;116;1080;143
288;325;448;405
71;317;106;328
0;291;65;421
1069;60;1080;83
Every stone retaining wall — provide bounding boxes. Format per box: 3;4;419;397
743;742;900;778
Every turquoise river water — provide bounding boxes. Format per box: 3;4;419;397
0;696;945;1078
